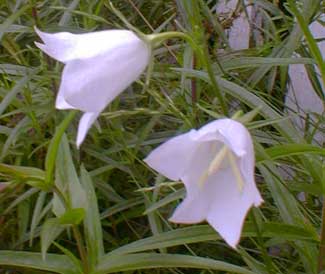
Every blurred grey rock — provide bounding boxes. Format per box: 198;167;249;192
285;20;325;144
215;0;252;50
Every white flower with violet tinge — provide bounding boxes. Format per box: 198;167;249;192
144;118;263;248
35;27;150;147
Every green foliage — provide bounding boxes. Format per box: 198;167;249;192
1;0;325;273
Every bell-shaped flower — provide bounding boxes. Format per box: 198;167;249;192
144;118;263;248
35;27;150;147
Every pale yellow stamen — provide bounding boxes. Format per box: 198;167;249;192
198;171;209;189
198;145;228;188
227;152;245;192
198;145;245;192
207;146;229;175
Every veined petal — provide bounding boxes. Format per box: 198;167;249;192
57;40;150;113
35;27;147;63
144;130;198;181
76;112;100;148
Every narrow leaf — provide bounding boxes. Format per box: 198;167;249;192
45;111;77;186
96;253;256;274
0;251;79;274
41;218;66;259
80;166;104;271
59;208;85;225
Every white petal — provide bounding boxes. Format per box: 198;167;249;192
170;139;222;224
57;39;150;113
169;193;209;223
206;167;262;248
210;119;263;206
35;27;147;63
238;133;263;207
144;130;198;181
55;89;76;109
35;27;75;63
168;143;262;250
195;119;250;157
76;112;100;147
169;140;223;223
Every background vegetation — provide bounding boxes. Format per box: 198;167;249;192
0;0;325;273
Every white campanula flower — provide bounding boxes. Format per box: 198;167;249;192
144;118;263;248
35;27;150;147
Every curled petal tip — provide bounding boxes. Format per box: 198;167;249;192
34;41;45;50
76;140;82;149
33;25;40;33
76;112;100;147
55;91;76;110
228;241;239;250
34;26;46;42
254;197;264;207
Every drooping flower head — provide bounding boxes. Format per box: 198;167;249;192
144;118;263;248
35;27;150;146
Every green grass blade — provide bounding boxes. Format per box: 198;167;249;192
80;166;104;271
0;251;79;274
45;110;77;186
0;4;30;42
96;253;256;274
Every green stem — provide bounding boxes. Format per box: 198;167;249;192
147;31;228;115
251;210;277;274
50;126;89;273
72;225;89;274
201;43;228;116
318;200;325;272
53;186;68;209
231;110;244;120
53;186;89;273
146;31;189;47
